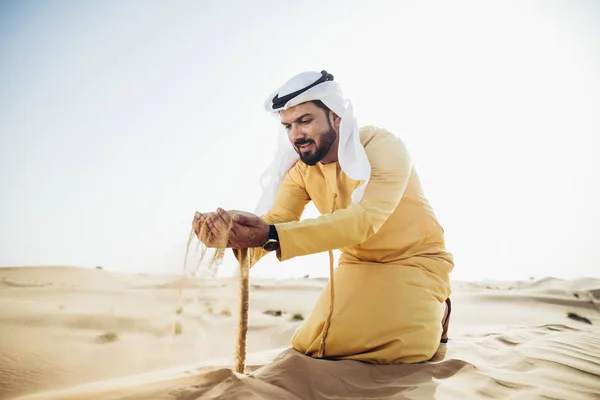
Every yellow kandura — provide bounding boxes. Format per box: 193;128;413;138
233;125;454;364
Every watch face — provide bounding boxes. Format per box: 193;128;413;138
263;240;279;252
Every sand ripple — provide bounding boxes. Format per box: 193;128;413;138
11;324;599;400
2;269;599;400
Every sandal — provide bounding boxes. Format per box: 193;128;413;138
440;297;451;343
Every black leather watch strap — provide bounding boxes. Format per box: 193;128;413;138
268;224;279;242
263;224;280;252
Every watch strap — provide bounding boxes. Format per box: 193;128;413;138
268;224;279;242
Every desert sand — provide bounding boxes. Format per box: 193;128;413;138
0;265;598;400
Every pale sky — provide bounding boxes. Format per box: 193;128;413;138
1;0;599;282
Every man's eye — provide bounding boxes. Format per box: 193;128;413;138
300;119;312;124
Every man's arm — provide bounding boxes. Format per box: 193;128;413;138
274;131;412;261
231;161;310;267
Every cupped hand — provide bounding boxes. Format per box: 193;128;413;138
192;210;231;248
220;209;270;249
192;209;269;249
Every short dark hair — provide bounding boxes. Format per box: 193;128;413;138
311;100;331;117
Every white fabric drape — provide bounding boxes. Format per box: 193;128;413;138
255;71;371;216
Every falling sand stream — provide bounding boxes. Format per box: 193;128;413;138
180;214;250;374
179;208;335;375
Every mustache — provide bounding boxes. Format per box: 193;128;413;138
295;139;314;147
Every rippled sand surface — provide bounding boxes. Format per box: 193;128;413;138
1;267;598;399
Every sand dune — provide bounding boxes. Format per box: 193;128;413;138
0;266;599;399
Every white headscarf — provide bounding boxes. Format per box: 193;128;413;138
255;70;371;216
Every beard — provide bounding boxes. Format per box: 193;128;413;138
295;127;336;166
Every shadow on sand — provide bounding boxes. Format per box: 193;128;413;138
174;344;472;400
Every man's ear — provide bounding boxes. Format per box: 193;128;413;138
330;112;342;129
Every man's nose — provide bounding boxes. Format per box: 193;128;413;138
288;125;306;143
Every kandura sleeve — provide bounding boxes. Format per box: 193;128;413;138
231;162;310;267
274;132;412;262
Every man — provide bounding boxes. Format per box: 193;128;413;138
193;70;454;364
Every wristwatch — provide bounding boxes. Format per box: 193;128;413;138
262;224;280;252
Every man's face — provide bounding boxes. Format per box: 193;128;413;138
280;102;339;166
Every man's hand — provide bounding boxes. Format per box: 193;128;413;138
192;209;269;249
218;209;270;249
192;211;231;248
